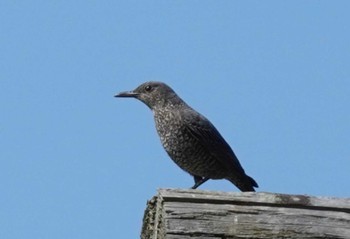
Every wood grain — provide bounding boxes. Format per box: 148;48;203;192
141;189;350;239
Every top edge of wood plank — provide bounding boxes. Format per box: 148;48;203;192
157;188;350;212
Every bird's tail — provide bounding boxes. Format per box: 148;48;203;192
227;174;259;192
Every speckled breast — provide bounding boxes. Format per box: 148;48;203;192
153;109;227;179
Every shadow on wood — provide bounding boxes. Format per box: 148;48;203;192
141;189;350;239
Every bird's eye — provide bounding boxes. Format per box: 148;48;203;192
145;85;152;92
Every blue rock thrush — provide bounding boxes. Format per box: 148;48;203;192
115;81;258;191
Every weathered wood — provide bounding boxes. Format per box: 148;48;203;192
141;189;350;239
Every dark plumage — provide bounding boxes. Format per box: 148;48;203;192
115;81;258;191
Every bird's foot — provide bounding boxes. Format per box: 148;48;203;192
191;176;210;189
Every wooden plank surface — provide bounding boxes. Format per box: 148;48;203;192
141;189;350;239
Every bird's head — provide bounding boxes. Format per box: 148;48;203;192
115;81;181;109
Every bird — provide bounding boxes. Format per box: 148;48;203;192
114;81;258;191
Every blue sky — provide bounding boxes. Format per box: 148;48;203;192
1;1;349;239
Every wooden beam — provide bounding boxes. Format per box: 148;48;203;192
141;189;350;239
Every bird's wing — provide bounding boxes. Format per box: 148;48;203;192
181;108;246;175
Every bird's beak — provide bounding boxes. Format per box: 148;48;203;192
114;91;139;98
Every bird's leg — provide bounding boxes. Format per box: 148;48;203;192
191;176;210;189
